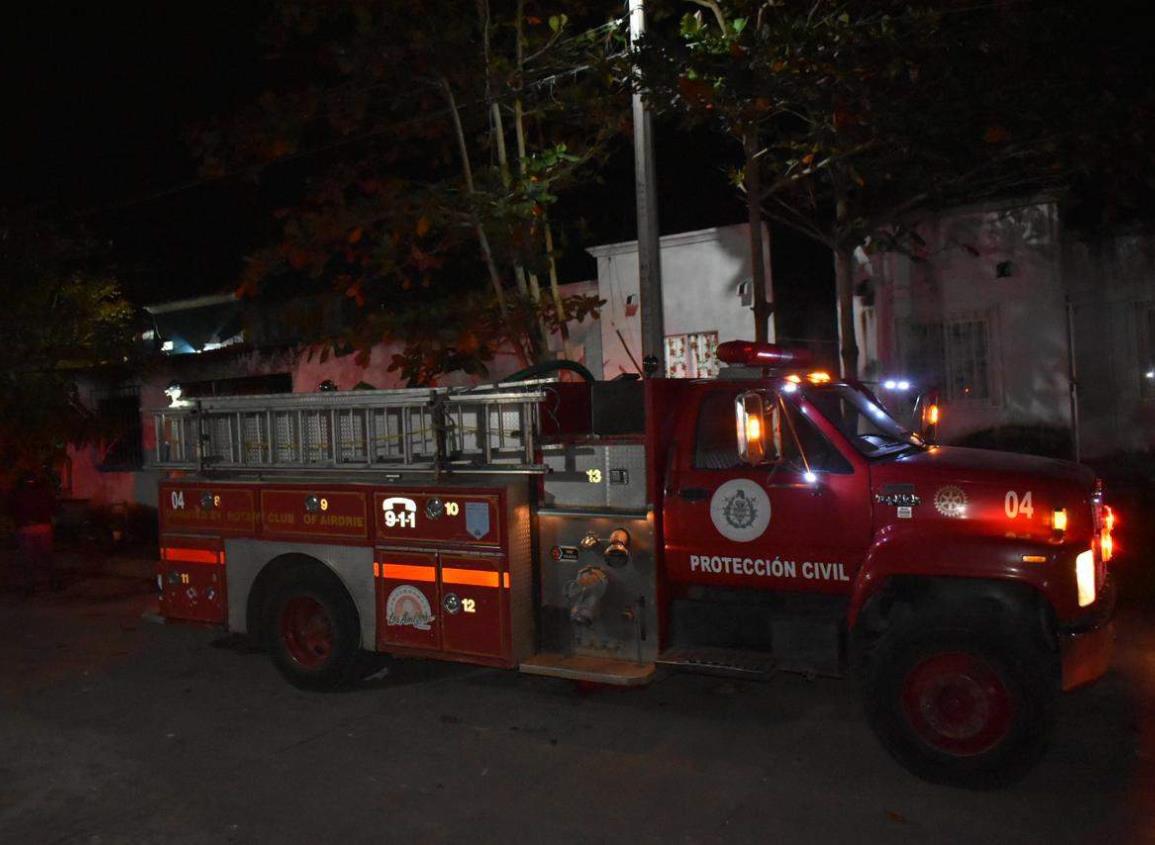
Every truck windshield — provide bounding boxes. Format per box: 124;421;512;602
805;385;924;458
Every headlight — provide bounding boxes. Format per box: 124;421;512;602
1076;548;1096;608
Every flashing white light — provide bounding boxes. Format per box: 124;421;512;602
1146;370;1155;380
897;380;911;391
883;380;897;390
164;383;190;409
782;381;798;394
161;340;174;352
804;471;818;484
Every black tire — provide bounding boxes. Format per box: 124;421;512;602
264;566;363;691
863;606;1056;788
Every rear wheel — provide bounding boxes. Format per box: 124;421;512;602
265;568;362;691
864;610;1055;788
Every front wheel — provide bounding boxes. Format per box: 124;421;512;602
265;568;363;691
864;615;1055;788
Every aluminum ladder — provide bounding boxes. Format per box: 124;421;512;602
151;381;551;476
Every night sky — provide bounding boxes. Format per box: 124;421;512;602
2;2;834;342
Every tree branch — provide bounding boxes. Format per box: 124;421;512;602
689;0;728;32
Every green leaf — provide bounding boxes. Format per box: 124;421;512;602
731;18;747;35
680;11;704;38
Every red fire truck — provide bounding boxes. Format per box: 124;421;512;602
151;341;1115;787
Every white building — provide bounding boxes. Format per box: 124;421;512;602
852;198;1155;458
587;223;774;379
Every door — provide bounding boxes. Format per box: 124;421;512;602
439;551;508;661
376;550;441;651
663;386;872;595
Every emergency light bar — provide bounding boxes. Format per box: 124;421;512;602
717;341;812;368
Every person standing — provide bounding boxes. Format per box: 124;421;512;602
12;471;58;595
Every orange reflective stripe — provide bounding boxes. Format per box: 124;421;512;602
442;568;501;588
380;563;436;582
503;572;510;589
162;547;220;565
373;562;381;578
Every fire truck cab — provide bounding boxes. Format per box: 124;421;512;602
151;341;1115;787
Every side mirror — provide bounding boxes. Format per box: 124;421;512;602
735;391;780;465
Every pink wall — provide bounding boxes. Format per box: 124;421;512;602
65;336;548;509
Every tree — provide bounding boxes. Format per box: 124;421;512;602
0;213;136;484
199;0;624;383
630;1;1152;376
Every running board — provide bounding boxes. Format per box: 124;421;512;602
519;654;655;686
657;647;776;681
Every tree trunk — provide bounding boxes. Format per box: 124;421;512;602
834;244;859;379
542;215;569;340
441;76;522;367
491;103;531;299
744;131;771;343
513;0;560;354
832;184;860;378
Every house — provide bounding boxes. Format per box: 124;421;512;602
66;288;593;512
587;223;775;379
852;198;1155;458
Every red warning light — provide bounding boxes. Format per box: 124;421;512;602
716;341;812;368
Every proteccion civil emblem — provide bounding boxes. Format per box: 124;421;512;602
933;485;968;518
723;489;757;530
709;479;772;542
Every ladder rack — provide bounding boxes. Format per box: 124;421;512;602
151;381;552;476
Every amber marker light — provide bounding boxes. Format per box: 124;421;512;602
746;413;762;443
807;371;832;384
1100;532;1114;563
1052;508;1068;534
1100;505;1116;562
927;404;940;426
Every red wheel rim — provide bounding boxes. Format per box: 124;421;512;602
279;596;334;670
900;651;1014;756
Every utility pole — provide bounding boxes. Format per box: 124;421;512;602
629;0;664;377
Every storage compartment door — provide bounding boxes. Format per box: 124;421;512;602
158;539;227;624
439;552;509;663
376;551;441;652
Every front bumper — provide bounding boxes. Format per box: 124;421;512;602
1058;577;1116;691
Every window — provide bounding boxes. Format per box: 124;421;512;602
693;390;852;473
179;373;292;398
805;385;919;461
695;392;742;469
665;331;719;378
96;386;143;471
945;318;991;401
903;313;995;402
